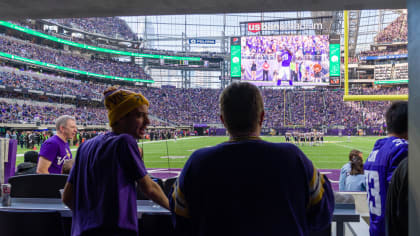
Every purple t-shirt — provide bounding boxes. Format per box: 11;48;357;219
68;132;148;236
38;135;72;174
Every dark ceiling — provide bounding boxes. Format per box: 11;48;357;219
0;0;406;20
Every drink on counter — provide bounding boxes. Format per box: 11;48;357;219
1;183;11;206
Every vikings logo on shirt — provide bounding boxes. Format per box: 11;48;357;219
66;149;71;158
57;149;72;166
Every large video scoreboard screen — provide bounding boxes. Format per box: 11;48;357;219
238;35;330;86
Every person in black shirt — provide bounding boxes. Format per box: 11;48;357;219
386;158;408;236
15;151;38;175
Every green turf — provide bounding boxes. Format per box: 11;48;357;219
15;135;382;169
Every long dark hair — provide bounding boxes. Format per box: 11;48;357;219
350;156;364;175
349;149;362;162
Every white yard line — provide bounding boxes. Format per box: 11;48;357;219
332;143;371;154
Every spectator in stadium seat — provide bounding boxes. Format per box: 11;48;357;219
15;151;39;175
36;115;77;174
62;86;169;236
338;149;363;191
364;101;408;236
344;155;366;191
5;130;10;139
170;82;334;235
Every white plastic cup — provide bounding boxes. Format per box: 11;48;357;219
59;189;64;199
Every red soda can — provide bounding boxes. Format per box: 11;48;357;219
1;183;11;206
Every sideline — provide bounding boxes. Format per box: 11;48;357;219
16;136;205;157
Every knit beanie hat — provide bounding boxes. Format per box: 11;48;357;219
103;87;149;126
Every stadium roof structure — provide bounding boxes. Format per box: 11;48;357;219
0;0;406;20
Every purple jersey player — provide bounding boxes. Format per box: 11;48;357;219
364;102;408;236
278;49;292;81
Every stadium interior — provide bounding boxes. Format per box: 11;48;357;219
0;0;419;235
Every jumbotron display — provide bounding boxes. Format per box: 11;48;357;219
240;35;330;86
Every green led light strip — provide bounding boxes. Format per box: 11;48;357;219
0;51;154;83
0;21;201;61
374;79;409;84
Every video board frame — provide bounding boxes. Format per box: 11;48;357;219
237;34;331;87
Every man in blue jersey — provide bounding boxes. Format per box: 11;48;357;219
170;82;334;235
364;101;408;236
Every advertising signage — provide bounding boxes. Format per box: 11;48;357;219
230;37;241;78
329;44;340;77
247;22;323;33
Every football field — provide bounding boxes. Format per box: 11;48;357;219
14;135;381;191
15;135;381;169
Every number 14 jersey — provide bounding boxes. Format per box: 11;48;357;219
364;136;408;236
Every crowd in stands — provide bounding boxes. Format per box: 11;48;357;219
0;71;101;100
0;70;407;129
0;36;151;80
0;67;104;101
375;13;408;43
46;17;137;41
359;48;407;57
0;101;107;125
354;13;407;65
348;57;359;63
374;63;408;80
0;98;169;127
8;20;225;61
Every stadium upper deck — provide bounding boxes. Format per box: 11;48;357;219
0;65;407;129
46;17;138;41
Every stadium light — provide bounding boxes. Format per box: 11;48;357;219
0;51;154;83
0;21;201;61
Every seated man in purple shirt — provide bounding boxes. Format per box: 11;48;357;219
62;86;169;236
37;115;77;174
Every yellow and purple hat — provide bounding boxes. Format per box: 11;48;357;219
103;87;149;126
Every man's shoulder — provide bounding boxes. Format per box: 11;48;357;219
377;137;408;157
41;135;60;146
114;133;137;144
366;137;407;167
94;132;133;142
191;140;300;158
388;137;408;151
261;141;301;153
